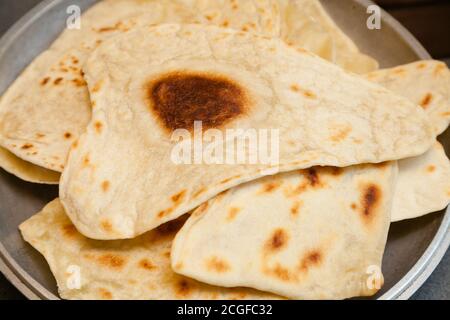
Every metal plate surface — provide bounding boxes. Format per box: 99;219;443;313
0;0;448;300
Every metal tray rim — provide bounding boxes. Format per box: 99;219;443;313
0;0;448;300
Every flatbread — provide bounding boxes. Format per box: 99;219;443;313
59;24;432;240
365;60;450;135
279;0;378;74
19;199;279;300
172;163;397;299
0;0;376;173
391;142;450;222
0;147;59;184
366;61;450;221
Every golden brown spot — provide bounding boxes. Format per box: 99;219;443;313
303;90;316;99
139;259;156;271
101;180;110;192
193;202;209;217
417;62;427;69
92;80;103;93
71;57;79;64
290;84;300;92
360;184;382;223
265;264;294;282
40;77;50;85
206;256;231;273
147;71;249;132
434;64;446;75
176;279;191;297
226;207;241;222
98;254;126;269
299;251;322;272
330;126;352;143
174;262;183;270
94;121;103;133
21;143;33;150
101;220;113;233
98;288;112;300
62;224;78;238
72;140;78;149
72;78;86;87
291;201;302;216
53;77;63;85
36;133;45;138
64;132;72;139
427;165;436;173
393;67;405;75
82;154;90;167
171;190;186;204
261;181;281;193
420;93;433;109
157;208;173;219
221;20;230;27
351;203;358;210
265;229;289;252
193;187;207;199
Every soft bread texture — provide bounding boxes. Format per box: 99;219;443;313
0;0;376;173
391;142;450;222
172;163;397;299
365;60;450;135
279;0;378;74
19;199;280;300
60;24;433;240
0;147;60;184
366;61;450;221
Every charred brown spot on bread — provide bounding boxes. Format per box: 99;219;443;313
98;254;126;269
98;288;113;300
420;93;433;109
434;63;446;75
72;140;78;149
393;67;405;75
64;132;72;139
171;190;186;204
94;121;103;133
72;78;86;87
351;203;358;210
53;77;63;85
265;229;289;252
101;180;110;192
360;183;382;223
176;279;191;297
40;77;50;86
147;71;250;132
427;165;436;173
206;257;231;273
290;84;316;99
139;259;156;271
221;20;230;27
21;143;33;150
299;250;323;272
304;168;320;187
226;207;241;222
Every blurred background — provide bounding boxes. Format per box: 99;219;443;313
0;0;449;300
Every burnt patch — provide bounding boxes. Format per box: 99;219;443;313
139;259;156;271
299;250;322;272
147;71;249;132
359;183;382;224
420;93;433;109
98;254;126;269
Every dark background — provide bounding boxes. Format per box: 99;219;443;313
0;0;449;300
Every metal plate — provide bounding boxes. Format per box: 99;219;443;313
0;0;449;300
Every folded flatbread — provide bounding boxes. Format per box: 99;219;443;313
365;61;450;221
60;24;432;240
0;147;59;184
172;163;397;299
20;199;280;300
0;0;376;174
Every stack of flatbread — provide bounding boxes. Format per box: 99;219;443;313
0;0;448;300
